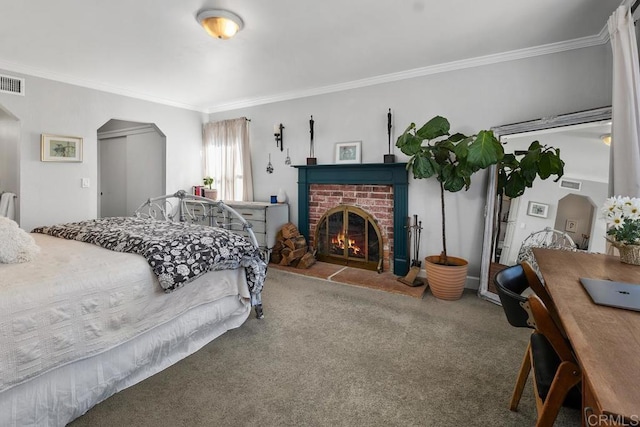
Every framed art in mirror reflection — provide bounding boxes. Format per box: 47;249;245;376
527;201;549;218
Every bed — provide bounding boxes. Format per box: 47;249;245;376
0;191;267;426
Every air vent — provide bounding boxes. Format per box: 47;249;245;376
559;178;582;191
0;74;25;96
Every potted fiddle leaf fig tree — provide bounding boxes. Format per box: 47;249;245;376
397;115;504;300
397;116;564;300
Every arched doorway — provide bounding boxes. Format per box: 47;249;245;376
97;119;166;217
554;194;596;250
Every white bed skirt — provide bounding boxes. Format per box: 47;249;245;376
0;294;250;427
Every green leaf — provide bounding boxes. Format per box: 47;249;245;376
444;172;466;193
500;153;519;169
416;116;450;140
538;152;553;179
519;149;539;172
444;173;466;192
440;164;470;192
429;157;441;175
467;130;503;168
441;163;454;181
396;131;423;156
448;132;468;143
550;148;564;180
527;140;542;151
503;172;527;198
433;145;452;164
451;135;472;159
411;153;436;179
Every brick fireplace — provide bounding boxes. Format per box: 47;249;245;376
295;163;409;275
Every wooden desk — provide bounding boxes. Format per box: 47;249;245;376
533;249;640;423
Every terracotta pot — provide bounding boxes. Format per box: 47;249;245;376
203;188;218;200
424;255;469;301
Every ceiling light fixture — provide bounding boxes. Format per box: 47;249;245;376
601;134;612;146
196;9;244;40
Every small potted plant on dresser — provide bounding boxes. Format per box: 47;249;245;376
203;176;217;200
396;116;564;300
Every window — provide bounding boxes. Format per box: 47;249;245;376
202;117;253;201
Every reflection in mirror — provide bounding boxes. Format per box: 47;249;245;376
478;107;612;304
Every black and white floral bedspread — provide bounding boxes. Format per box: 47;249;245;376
32;217;266;297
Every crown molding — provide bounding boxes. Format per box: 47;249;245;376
206;32;609;114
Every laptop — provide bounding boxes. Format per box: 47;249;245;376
580;278;640;312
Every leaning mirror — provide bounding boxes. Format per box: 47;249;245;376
478;106;612;304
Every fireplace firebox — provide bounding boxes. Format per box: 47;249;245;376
315;205;383;272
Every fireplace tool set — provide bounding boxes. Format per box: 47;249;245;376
398;214;423;287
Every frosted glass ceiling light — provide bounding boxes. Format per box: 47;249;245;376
196;9;244;40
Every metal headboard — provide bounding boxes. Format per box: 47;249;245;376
133;190;259;249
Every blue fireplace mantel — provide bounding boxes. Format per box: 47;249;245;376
294;163;409;276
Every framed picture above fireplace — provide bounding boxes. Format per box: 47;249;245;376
335;141;361;164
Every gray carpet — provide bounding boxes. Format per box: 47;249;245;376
70;269;580;427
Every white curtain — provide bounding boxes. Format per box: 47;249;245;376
609;5;640;197
202;118;254;201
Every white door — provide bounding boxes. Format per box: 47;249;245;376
99;136;127;217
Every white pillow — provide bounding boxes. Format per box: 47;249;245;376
0;217;40;263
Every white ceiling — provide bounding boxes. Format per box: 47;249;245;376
0;0;621;113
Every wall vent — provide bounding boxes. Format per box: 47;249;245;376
559;178;582;191
0;74;25;96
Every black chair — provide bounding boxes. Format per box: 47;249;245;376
494;264;531;329
494;264;582;427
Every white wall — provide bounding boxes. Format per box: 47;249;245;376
208;46;612;285
0;70;206;231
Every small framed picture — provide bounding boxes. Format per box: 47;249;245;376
527;201;549;218
41;134;83;162
565;219;578;233
335;141;362;164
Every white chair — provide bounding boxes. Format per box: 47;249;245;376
517;227;577;280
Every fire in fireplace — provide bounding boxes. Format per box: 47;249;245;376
315;205;383;272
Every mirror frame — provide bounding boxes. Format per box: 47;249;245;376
478;106;612;304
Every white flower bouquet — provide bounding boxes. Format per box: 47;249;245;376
602;196;640;264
